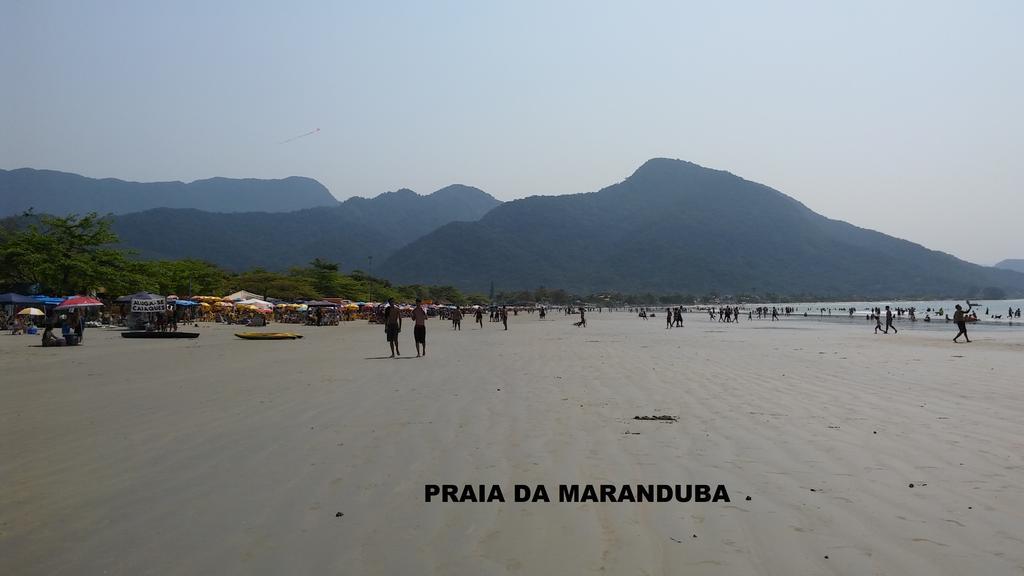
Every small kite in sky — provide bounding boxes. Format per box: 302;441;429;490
280;127;320;144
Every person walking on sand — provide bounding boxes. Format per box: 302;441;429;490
384;298;402;357
953;303;972;343
874;308;883;334
883;305;898;334
452;307;462;330
475;307;484;328
575;306;586;327
501;306;509;330
666;308;672;329
412;298;427;357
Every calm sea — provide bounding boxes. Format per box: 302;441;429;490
749;298;1024;330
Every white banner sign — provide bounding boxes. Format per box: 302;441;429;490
131;298;167;313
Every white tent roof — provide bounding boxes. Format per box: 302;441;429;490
224;290;263;302
236;298;273;308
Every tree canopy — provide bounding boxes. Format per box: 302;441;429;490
0;214;475;302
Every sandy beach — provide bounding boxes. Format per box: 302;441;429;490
2;313;1023;575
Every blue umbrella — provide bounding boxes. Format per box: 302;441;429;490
32;295;66;306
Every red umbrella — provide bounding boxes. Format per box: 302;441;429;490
55;296;104;310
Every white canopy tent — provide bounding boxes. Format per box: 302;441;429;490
235;298;274;309
224;290;264;302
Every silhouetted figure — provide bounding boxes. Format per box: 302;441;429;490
953;303;971;343
384;298;402;357
884;305;897;334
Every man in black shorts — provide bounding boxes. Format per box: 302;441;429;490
412;298;428;357
952;303;971;343
384;298;402;357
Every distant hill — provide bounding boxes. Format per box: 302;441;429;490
994;259;1024;274
110;185;501;271
0;168;338;216
379;159;1024;298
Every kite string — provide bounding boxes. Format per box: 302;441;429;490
280;127;320;144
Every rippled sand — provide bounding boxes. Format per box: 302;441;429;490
2;314;1022;575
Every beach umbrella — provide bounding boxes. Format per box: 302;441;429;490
55;296;104;310
0;292;38;305
16;307;45;316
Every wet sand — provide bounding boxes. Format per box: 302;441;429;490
2;314;1023;575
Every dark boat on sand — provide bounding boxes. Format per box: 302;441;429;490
121;331;200;339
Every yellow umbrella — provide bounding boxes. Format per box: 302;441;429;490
17;307;45;316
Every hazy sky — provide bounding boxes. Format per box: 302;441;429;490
2;1;1021;264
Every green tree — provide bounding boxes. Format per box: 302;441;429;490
0;212;133;294
307;258;342;296
142;259;230;296
233;268;320;301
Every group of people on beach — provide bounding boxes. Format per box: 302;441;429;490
753;306;783;320
374;295;1017;357
665;307;685;328
383;301;524;357
382;298;429;358
872;306;898;334
708;306;743;323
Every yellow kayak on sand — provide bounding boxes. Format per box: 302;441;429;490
234;332;304;340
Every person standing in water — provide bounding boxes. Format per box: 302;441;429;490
384;298;402;357
412;298;427;357
953;303;972;343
